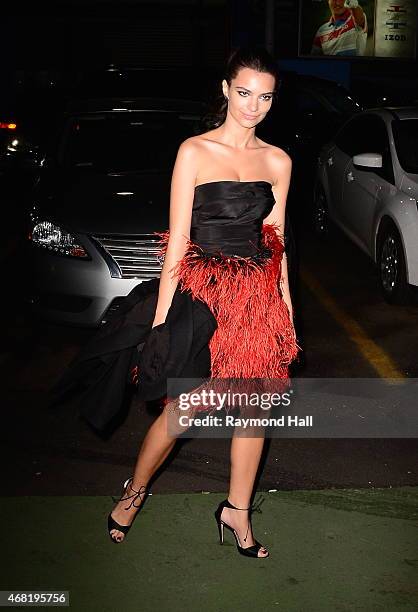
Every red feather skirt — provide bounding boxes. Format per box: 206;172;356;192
156;224;299;390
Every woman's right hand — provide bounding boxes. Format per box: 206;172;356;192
151;316;166;329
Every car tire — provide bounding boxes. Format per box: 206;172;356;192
312;183;329;239
377;224;409;305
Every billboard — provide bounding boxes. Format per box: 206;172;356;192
299;0;417;59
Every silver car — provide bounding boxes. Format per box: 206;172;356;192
25;98;205;326
314;106;418;304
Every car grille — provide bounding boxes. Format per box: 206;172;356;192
92;234;164;279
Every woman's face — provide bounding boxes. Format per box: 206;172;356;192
222;67;275;128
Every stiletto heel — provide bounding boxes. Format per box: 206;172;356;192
214;498;269;558
107;477;148;543
216;516;224;544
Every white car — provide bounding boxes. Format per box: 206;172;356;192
314;107;418;304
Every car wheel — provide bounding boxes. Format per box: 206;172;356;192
313;183;329;238
377;224;409;305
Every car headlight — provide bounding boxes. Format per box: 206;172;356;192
29;220;90;258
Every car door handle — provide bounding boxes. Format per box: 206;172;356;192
346;171;354;182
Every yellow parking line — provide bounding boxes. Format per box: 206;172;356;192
300;266;405;379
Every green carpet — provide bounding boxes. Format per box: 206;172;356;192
2;488;418;611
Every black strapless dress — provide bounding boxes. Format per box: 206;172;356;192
157;181;298;379
48;181;299;431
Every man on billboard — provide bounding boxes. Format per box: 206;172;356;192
311;0;368;56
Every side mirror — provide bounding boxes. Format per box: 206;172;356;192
353;153;382;169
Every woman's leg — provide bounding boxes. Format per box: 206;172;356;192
109;405;177;541
222;434;269;556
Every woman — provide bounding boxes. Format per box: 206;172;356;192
107;46;299;558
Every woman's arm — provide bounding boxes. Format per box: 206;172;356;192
151;139;198;327
262;149;294;320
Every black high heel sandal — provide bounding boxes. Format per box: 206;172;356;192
107;477;148;543
214;498;269;558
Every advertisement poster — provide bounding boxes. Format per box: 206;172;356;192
299;0;417;58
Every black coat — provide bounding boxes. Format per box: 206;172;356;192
47;278;217;432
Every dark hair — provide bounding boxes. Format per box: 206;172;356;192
202;45;280;131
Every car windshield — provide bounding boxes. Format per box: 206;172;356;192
312;81;361;114
392;119;418;174
61;111;202;172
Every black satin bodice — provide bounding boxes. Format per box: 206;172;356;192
190;180;275;257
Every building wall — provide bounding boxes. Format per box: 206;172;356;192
3;1;230;69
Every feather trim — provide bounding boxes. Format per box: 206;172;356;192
153;224;300;385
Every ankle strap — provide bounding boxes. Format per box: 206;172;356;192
112;478;147;510
127;481;145;495
225;498;250;511
224;495;265;514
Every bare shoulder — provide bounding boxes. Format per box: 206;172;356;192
176;135;202;155
264;142;292;170
172;137;203;181
176;134;213;163
263;144;292;187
